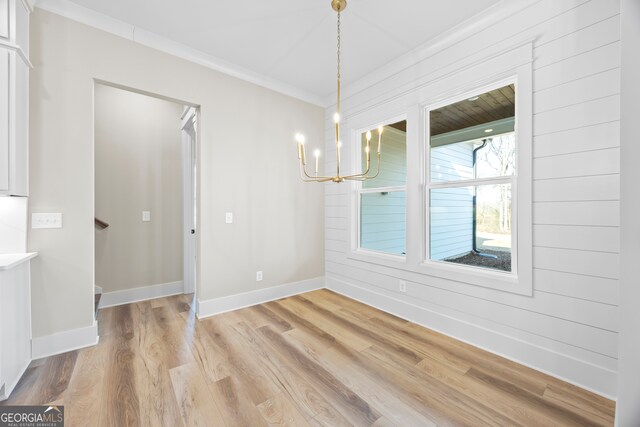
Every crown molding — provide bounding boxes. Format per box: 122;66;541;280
33;0;326;107
21;0;35;13
323;0;542;107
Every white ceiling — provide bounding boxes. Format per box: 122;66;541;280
61;0;501;102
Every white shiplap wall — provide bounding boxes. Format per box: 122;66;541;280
325;0;620;398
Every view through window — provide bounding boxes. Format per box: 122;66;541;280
358;120;407;256
428;85;516;272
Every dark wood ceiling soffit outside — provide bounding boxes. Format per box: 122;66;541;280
430;84;515;136
388;120;407;132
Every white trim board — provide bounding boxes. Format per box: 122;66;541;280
325;276;617;400
31;322;99;360
99;281;184;309
197;276;325;319
33;0;324;107
0;358;30;401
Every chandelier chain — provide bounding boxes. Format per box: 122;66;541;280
337;11;341;82
337;10;341;113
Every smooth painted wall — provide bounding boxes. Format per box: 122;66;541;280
28;9;324;338
325;0;620;397
0;196;27;253
94;84;184;293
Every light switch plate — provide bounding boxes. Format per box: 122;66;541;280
256;271;263;281
142;211;151;222
225;212;233;224
32;213;63;229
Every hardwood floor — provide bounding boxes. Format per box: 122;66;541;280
1;289;615;426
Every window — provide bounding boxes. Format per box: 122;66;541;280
427;85;517;274
358;120;407;257
347;50;532;294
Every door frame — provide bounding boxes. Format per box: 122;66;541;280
181;106;197;296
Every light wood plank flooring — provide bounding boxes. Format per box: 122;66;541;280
1;289;615;426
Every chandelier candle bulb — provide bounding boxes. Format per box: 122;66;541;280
314;149;321;175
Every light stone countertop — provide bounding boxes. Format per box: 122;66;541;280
0;252;37;271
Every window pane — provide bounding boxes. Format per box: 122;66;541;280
430;183;512;272
430;85;516;183
475;134;516;179
362;121;406;188
431;140;474;183
360;191;406;256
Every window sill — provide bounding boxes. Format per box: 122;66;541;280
347;249;407;269
418;259;532;296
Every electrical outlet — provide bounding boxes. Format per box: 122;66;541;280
256;271;263;281
142;211;151;222
225;212;233;224
399;280;407;293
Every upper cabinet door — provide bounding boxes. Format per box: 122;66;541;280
0;50;9;193
15;0;28;56
0;0;9;40
0;0;29;196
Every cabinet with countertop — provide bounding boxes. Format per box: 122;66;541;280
0;252;36;401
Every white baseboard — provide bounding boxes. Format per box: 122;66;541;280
326;276;617;400
197;276;325;319
31;322;99;359
99;281;184;308
0;358;31;401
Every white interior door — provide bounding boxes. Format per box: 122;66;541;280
181;107;197;295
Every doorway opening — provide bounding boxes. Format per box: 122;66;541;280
93;82;198;317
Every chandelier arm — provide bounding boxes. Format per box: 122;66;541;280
340;156;373;179
341;171;367;179
299;169;334;183
368;153;382;179
343;152;381;181
299;160;340;182
300;161;318;180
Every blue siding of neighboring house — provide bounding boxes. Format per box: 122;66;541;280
360;127;406;255
430;142;474;260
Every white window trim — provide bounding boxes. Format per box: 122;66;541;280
347;114;409;267
343;42;533;296
421;73;532;296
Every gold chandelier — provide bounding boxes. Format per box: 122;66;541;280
296;0;383;183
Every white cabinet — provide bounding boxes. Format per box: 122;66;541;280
0;256;34;401
0;0;29;196
0;0;9;40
